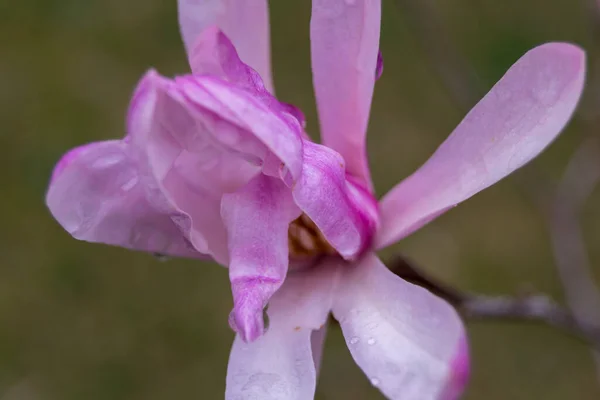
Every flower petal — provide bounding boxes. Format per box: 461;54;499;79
128;71;236;263
292;142;378;259
310;0;381;187
128;70;306;262
376;42;586;249
177;75;304;180
46;141;205;258
332;253;469;400
178;0;273;92
225;262;336;400
222;174;302;342
187;27;306;129
310;324;328;375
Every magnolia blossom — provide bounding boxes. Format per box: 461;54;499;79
46;1;585;399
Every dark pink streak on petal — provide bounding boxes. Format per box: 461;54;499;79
376;50;384;80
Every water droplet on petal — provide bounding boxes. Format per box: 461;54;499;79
349;336;359;345
92;154;123;169
370;377;380;386
367;338;376;345
120;176;138;192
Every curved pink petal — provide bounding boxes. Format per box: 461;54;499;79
225;262;336;399
376;42;586;249
188;27;306;129
127;70;306;262
310;0;381;188
127;72;236;263
176;75;304;180
332;253;469;400
222;175;302;342
292;142;378;259
178;0;273;92
46;141;205;259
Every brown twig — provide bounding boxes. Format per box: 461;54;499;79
387;255;600;350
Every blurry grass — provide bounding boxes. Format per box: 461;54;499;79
1;0;600;398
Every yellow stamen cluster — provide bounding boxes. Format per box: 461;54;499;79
288;214;336;257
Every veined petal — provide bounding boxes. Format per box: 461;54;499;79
225;262;336;400
376;42;586;249
178;0;273;92
332;254;469;400
222;175;302;342
292;142;378;259
310;0;381;188
46;141;205;259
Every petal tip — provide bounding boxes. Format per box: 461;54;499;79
528;42;586;80
443;333;471;400
230;277;282;342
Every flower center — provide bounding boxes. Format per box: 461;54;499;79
288;214;336;257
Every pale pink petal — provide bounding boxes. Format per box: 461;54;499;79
178;0;273;92
127;71;235;263
188;27;306;129
310;0;381;187
332;253;469;400
128;70;306;262
310;324;328;375
225;262;336;399
376;43;586;249
46;141;205;259
292;142;378;259
222;175;302;342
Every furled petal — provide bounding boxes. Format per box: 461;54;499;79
222;174;302;342
127;71;237;263
46;141;205;258
178;0;273;92
376;42;586;249
225;262;336;400
292;142;378;259
187;27;306;129
332;253;469;400
310;0;381;188
127;69;306;262
177;75;304;180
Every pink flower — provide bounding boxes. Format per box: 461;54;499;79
46;1;585;399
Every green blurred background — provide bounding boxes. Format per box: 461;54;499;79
2;0;600;398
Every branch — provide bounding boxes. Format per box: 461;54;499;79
387;255;600;350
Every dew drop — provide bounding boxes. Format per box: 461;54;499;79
370;377;380;386
349;336;359;345
120;176;138;192
367;338;376;345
